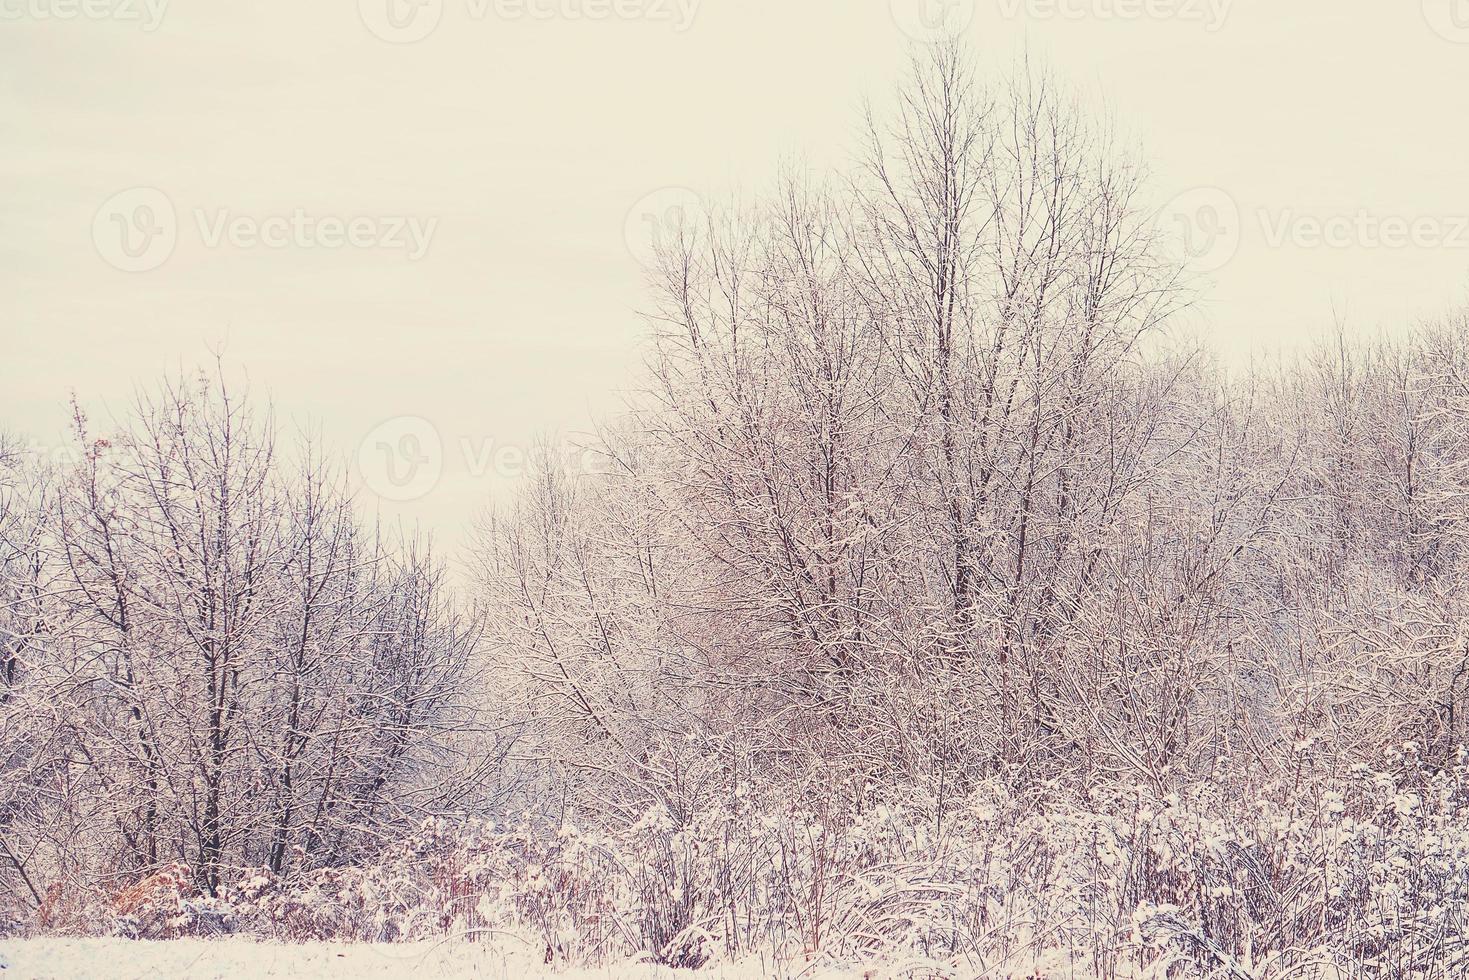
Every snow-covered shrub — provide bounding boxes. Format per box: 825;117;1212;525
110;863;219;940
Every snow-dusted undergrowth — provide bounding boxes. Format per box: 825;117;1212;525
10;767;1469;979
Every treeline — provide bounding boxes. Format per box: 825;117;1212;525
4;43;1469;974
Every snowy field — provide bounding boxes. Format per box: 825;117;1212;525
0;939;866;980
0;939;666;980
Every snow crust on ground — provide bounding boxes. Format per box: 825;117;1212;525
0;938;862;980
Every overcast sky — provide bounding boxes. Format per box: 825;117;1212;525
4;1;1469;553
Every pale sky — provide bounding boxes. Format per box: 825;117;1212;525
4;1;1469;554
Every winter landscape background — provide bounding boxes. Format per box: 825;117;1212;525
5;4;1469;979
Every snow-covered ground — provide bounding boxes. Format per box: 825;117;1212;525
0;939;862;980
